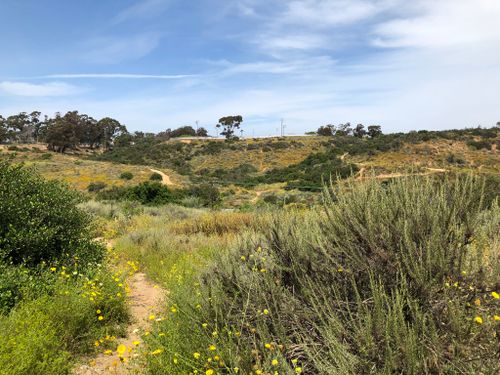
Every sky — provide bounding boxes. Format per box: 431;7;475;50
0;0;499;136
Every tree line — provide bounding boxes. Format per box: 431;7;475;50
0;111;215;153
314;123;383;138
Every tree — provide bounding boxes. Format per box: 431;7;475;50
196;127;208;137
96;117;127;149
45;111;81;152
367;125;383;138
6;112;31;143
216;115;243;140
0;116;7;143
170;126;196;138
29;111;43;142
353;124;366;138
317;125;335;136
336;123;352;136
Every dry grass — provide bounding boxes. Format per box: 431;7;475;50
0;145;185;191
171;211;263;236
352;139;500;175
189;136;326;173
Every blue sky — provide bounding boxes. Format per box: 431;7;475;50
0;0;499;136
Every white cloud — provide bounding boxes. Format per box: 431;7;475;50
373;0;500;48
113;0;172;24
258;34;328;51
0;81;82;97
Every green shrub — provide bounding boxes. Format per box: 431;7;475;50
150;172;163;181
0;162;104;265
119;171;134;180
87;181;107;192
189;184;221;207
0;266;129;374
148;176;500;374
126;181;174;205
39;153;53;160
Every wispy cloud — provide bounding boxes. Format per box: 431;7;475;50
38;73;192;80
113;0;172;24
0;81;82;97
282;0;380;28
83;33;162;63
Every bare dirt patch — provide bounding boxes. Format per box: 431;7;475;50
73;272;163;375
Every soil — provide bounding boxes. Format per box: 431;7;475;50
73;272;163;374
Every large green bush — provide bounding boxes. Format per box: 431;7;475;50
148;176;500;374
0;162;103;265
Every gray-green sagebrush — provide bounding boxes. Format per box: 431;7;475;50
147;175;499;374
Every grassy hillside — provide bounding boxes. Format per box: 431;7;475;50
1;127;498;207
0;144;186;191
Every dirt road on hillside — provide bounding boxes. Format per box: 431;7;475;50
149;168;174;186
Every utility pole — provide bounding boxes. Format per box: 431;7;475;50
280;118;286;137
195;120;199;132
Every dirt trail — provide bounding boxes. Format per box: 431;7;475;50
149;168;174;186
356;167;447;180
73;272;163;375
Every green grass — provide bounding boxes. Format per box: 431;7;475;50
0;261;130;375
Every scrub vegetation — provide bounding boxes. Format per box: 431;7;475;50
0;124;499;375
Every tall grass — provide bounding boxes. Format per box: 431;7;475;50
145;176;499;374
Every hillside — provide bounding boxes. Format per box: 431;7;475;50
1;127;498;207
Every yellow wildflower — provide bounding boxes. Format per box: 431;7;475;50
494;315;500;321
149;314;155;320
209;344;216;351
272;359;278;366
133;341;140;346
474;298;481;306
491;291;499;299
104;350;113;355
474;316;483;324
263;309;269;315
98;316;104;321
150;349;163;355
295;367;302;374
194;352;201;359
206;370;214;375
117;344;126;356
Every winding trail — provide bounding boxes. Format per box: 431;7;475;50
356;167;448;180
73;270;164;374
149;168;174;186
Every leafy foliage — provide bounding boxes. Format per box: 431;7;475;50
256;149;358;190
0;162;103;265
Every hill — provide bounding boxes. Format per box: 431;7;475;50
1;127;498;207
